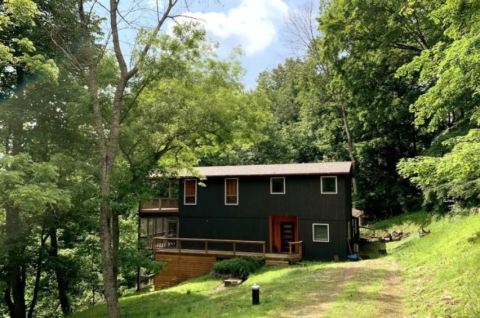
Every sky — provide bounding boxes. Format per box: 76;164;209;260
108;0;319;89
170;0;318;88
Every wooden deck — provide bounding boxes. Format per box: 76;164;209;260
155;247;302;261
151;237;303;289
153;237;303;262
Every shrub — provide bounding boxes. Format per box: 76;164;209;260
213;257;264;280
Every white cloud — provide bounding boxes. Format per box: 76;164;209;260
172;0;289;56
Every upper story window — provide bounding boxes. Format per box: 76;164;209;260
270;177;285;194
321;176;337;194
225;178;239;205
184;179;197;205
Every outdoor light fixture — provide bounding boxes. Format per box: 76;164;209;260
252;283;260;305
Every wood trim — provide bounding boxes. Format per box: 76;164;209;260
224;177;239;205
184;179;197;205
269;215;298;253
312;223;330;242
320;176;337;194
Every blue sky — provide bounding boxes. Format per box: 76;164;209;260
109;0;318;89
171;0;319;88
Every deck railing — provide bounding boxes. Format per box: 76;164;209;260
288;241;303;259
359;226;377;238
140;197;178;211
152;237;304;261
153;237;267;256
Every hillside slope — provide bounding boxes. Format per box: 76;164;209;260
373;211;480;317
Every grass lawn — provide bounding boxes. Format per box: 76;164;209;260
72;262;328;318
71;210;480;318
374;211;480;317
71;259;401;318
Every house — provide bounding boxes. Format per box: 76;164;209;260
139;162;354;258
138;162;354;288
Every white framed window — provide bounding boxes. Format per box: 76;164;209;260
321;176;337;194
270;177;286;194
312;223;329;242
225;178;239;205
184;179;197;205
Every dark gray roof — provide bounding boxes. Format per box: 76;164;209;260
181;162;352;178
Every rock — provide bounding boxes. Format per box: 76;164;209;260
223;278;242;287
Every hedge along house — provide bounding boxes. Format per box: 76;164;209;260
139;162;354;288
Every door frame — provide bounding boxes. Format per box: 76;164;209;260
269;215;298;253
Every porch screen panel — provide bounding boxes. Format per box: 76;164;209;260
225;178;238;204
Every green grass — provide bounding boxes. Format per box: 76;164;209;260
71;210;480;318
379;211;480;317
71;263;331;318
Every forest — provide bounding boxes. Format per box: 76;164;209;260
1;0;479;317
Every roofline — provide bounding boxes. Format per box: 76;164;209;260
176;161;353;178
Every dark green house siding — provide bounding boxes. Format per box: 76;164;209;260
178;173;352;260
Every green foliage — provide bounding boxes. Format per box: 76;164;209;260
212;257;264;280
0;153;70;216
398;129;480;207
395;0;480;209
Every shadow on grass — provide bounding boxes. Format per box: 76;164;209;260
359;241;388;259
72;289;211;318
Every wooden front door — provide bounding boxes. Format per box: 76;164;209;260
280;222;295;252
269;216;298;253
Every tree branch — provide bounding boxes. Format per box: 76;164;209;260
126;0;179;81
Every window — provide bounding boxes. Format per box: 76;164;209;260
312;223;329;242
321;176;337;194
270;177;286;194
225;178;239;205
184;179;197;205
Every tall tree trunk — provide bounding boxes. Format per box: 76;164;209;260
27;232;49;318
98;171;121;318
339;103;358;195
5;206;26;318
48;228;71;315
75;1;178;315
4;288;15;315
5;89;27;317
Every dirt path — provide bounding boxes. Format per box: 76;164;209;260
281;258;405;318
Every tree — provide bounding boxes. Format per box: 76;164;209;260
397;0;480;209
314;0;446;215
46;1;189;315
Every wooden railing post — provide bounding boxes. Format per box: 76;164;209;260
205;240;208;254
233;242;236;256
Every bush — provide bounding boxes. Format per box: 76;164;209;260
212;257;264;280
